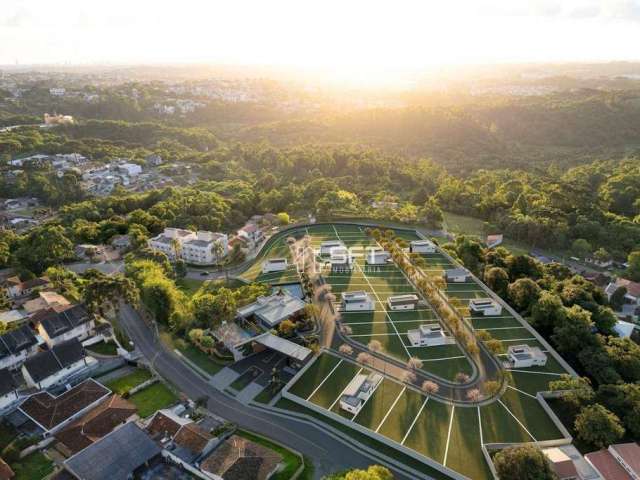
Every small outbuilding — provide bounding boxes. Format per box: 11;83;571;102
341;291;375;312
468;298;502;316
409;240;436;254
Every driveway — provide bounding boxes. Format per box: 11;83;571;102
118;304;422;480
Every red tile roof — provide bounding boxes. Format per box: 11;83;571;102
611;443;640;476
617;278;640;298
0;457;14;480
146;411;182;438
586;450;633;480
55;395;137;454
19;379;110;432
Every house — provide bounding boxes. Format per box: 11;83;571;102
146;409;215;464
116;163;142;177
0;310;27;328
583;271;612;288
22;338;95;390
543;445;602;480
0;368;19;412
148;228;197;259
0;326;39;370
387;294;419;311
319;240;346;256
365;249;391;265
339;373;383;414
614;320;635;338
23;291;71;315
44;113;73;125
486;234;504;249
237;224;265;249
34;304;95;347
110;234;131;251
443;268;471;283
63;421;161;480
18;379;111;436
55;395;137;455
341;291;375;312
507;344;547;368
236;292;307;329
262;258;288;273
407;325;448;347
145;154;163;166
585;443;640;480
469;298;503;316
409;240;436;254
605;278;640;305
330;248;353;273
5;276;51;299
182;231;228;265
200;434;283;480
49;88;66;96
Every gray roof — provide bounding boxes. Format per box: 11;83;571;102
237;293;306;327
23;338;86;383
252;333;311;362
65;422;161;480
0;368;17;397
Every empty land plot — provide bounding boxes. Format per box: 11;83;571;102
446;407;493;480
376;389;427;442
499;388;562;441
501;338;546;349
508;371;557;395
402;400;453;464
470;316;522;329
487;327;537;341
480;400;533;444
288;354;342;399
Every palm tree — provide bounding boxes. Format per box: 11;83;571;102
170;238;182;261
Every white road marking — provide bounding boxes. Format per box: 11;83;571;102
443;405;455;465
306;359;344;401
329;367;364;412
498;399;537;442
375;387;407;432
401;397;430;445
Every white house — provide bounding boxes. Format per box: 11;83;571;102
443;268;471;283
507;344;547;368
49;87;66;96
387;294;419;311
407;325;448;347
339;373;383;415
330;248;353;273
0;326;39;371
0;310;27;328
469;298;503;316
34;304;95;348
262;258;288;274
182;231;228;265
0;368;19;412
365;249;391;265
117;163;142;177
21;338;95;390
319;240;346;256
409;240;436;254
237;224;265;250
148;228;197;259
341;291;375;312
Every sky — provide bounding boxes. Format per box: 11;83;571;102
1;0;640;71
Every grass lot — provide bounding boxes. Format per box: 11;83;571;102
128;382;178;418
105;368;152;395
160;330;228;376
237;430;308;480
11;452;54;480
86;340;118;356
176;277;205;297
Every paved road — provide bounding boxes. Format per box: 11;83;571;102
118;304;419;480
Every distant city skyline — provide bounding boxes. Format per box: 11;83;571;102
2;0;640;83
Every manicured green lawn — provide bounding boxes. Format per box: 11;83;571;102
403;399;452;464
377;389;427;443
289;354;341;399
105;369;152;395
86;340;118;356
128;382;178;418
499;388;562;441
308;362;361;409
351;379;404;428
237;430;305;480
160;330;228;375
480;399;532;444
446;406;492;480
11;452;53;480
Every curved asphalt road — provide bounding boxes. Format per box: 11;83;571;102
118;304;419;480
